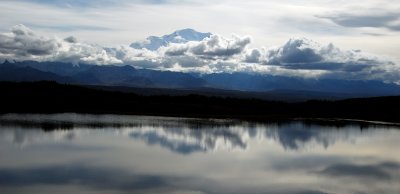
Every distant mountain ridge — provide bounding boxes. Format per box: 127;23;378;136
1;60;400;101
130;28;212;50
1;60;206;88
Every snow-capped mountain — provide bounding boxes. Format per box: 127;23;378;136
130;28;212;50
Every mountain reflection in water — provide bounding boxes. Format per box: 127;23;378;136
0;114;399;194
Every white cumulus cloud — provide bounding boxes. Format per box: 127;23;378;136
0;24;121;65
0;25;399;83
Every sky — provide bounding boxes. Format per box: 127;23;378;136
0;0;400;82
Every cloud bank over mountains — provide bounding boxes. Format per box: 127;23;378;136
0;25;121;65
0;24;399;83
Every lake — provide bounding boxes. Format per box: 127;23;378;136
0;114;399;194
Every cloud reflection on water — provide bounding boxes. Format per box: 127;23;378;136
0;113;392;153
0;114;399;194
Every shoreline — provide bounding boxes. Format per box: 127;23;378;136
1;81;399;125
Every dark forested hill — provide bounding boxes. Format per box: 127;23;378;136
1;81;399;123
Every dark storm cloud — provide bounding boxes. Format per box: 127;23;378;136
318;13;400;31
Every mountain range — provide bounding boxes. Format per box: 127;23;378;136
1;28;400;101
2;60;400;102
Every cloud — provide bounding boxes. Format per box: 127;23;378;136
0;25;399;83
244;48;262;63
261;37;398;81
1;114;373;153
0;24;121;65
0;25;59;58
189;35;251;58
2;0;399;58
156;34;252;70
362;32;388;37
164;44;189;56
64;36;78;43
318;12;400;31
163;34;251;58
266;38;323;64
15;0;169;9
28;23;114;32
0;164;207;193
131;28;212;51
129;125;249;154
317;162;400;180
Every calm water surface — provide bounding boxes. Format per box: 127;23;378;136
0;114;399;194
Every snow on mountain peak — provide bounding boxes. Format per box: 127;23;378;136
130;29;212;50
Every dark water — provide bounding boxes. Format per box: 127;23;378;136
0;114;399;194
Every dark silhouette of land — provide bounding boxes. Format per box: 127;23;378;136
0;81;399;123
2;61;400;102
